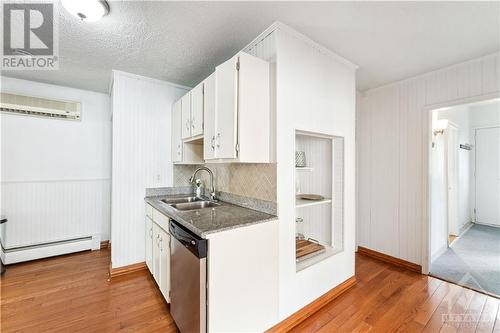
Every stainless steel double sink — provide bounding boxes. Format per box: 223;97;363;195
161;196;220;211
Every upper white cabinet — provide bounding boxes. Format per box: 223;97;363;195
173;51;270;164
205;52;270;162
181;82;204;140
181;93;192;140
190;82;204;137
203;73;216;160
172;100;183;163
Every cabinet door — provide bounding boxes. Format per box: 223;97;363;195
145;216;153;273
204;73;217;160
215;56;238;159
158;228;171;302
191;82;204;137
172;100;183;163
181;93;192;139
152;223;160;281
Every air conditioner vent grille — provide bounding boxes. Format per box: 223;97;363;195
0;93;81;120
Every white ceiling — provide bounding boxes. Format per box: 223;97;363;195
2;1;499;93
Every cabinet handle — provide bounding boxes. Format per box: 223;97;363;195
211;136;215;150
216;133;221;148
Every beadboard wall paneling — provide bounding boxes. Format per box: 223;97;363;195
111;71;187;269
174;163;276;202
1;77;111;251
357;52;500;267
1;180;110;248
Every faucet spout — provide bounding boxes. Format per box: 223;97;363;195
189;167;216;201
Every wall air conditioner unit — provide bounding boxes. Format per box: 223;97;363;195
0;92;81;120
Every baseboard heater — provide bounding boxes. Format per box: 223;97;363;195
1;236;99;265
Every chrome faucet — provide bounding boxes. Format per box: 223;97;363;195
189;167;216;201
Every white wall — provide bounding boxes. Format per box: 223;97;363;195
470;101;500;128
246;25;357;320
1;76;111;247
357;52;500;268
111;71;187;269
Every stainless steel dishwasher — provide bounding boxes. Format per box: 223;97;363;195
169;220;207;333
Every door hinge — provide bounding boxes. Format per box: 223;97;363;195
235;143;240;154
236;59;240;71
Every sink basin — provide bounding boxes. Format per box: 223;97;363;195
160;196;203;204
170;201;221;211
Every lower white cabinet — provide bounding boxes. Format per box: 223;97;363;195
145;216;153;272
146;205;171;303
157;228;170;301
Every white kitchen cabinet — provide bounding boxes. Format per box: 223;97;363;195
204;52;270;162
203;73;216;160
146;206;171;303
181;93;191;140
157;227;171;302
172;100;183;163
190;82;204;137
145;216;153;272
152;222;161;280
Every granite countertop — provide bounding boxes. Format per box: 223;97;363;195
145;194;277;239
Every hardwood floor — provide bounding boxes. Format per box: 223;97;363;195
290;254;500;333
0;249;178;333
1;249;499;332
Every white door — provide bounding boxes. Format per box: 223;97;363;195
181;93;192;139
145;216;153;272
204;73;216;160
446;125;459;236
215;55;238;159
191;82;204;137
172;100;183;162
158;228;171;302
475;127;500;226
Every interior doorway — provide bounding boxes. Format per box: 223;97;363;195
429;98;500;297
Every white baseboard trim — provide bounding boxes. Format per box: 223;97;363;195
474;221;500;228
1;235;100;265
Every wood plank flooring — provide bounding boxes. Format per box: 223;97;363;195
290;254;500;333
1;249;499;332
0;249;178;333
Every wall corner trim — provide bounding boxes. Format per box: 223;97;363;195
109;262;147;279
265;276;357;333
358;246;422;273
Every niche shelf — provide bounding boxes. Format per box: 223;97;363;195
295;130;344;271
295;197;332;208
295;167;314;172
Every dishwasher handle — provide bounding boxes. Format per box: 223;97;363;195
169;220;207;258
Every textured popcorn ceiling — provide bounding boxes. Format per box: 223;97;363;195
2;1;499;92
174;164;276;203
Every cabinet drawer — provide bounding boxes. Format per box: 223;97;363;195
145;204;153;218
152;208;170;232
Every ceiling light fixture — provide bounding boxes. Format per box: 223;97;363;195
61;0;110;22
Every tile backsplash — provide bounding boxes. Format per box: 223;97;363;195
174;163;277;202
